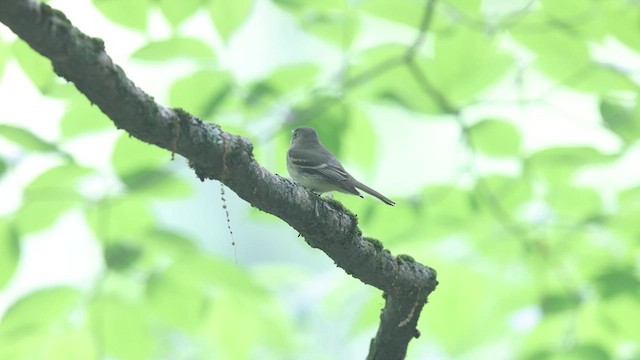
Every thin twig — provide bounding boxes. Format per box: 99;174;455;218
406;0;439;60
405;59;459;114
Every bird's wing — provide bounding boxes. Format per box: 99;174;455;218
288;147;361;195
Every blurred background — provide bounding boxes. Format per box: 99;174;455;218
1;0;639;359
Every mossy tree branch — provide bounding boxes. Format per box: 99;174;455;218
0;0;438;358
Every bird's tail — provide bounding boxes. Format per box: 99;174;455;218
350;178;395;206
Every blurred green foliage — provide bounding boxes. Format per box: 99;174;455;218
1;0;640;359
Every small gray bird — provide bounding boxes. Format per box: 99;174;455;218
286;127;395;206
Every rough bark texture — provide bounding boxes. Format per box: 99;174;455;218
0;0;438;358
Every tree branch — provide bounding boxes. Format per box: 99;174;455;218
0;0;438;358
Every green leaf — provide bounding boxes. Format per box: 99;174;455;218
528;0;624;92
145;255;288;355
14;195;81;234
412;185;478;239
272;0;345;16
521;314;572;358
599;98;640;145
541;291;581;315
122;169;193;198
446;0;482;16
93;0;150;31
0;34;9;79
361;0;425;27
607;207;640;249
540;0;596;20
513;23;590;85
111;134;167;180
259;63;319;94
11;40;56;93
342;105;376;170
60;95;112;137
142;229;199;264
352;291;385;333
618;185;640;210
209;0;255;42
527;146;615;182
359;198;422;241
204;293;258;358
0;287;81;335
0;219;19;289
46;330;97;360
569;64;638;93
350;45;441;114
202;291;293;358
0;327;96;360
24;164;93;195
475;175;532;211
86;197;154;242
468;119;521;157
526;343;611;360
146;268;207;331
605;1;640;51
0;157;6;176
423;28;513;106
465;216;526;263
592;265;640;299
0;124;57;152
169;70;233;118
563;344;611;360
157;0;203;26
104;243;142;271
594;295;640;340
0;329;46;359
271;0;300;10
274;0;364;48
164;254;265;296
244;63;319;110
15;164;93;233
298;8;359;47
89;296;154;360
131;37;215;62
287;97;350;157
546;185;602;222
612;186;640;246
422;260;534;354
